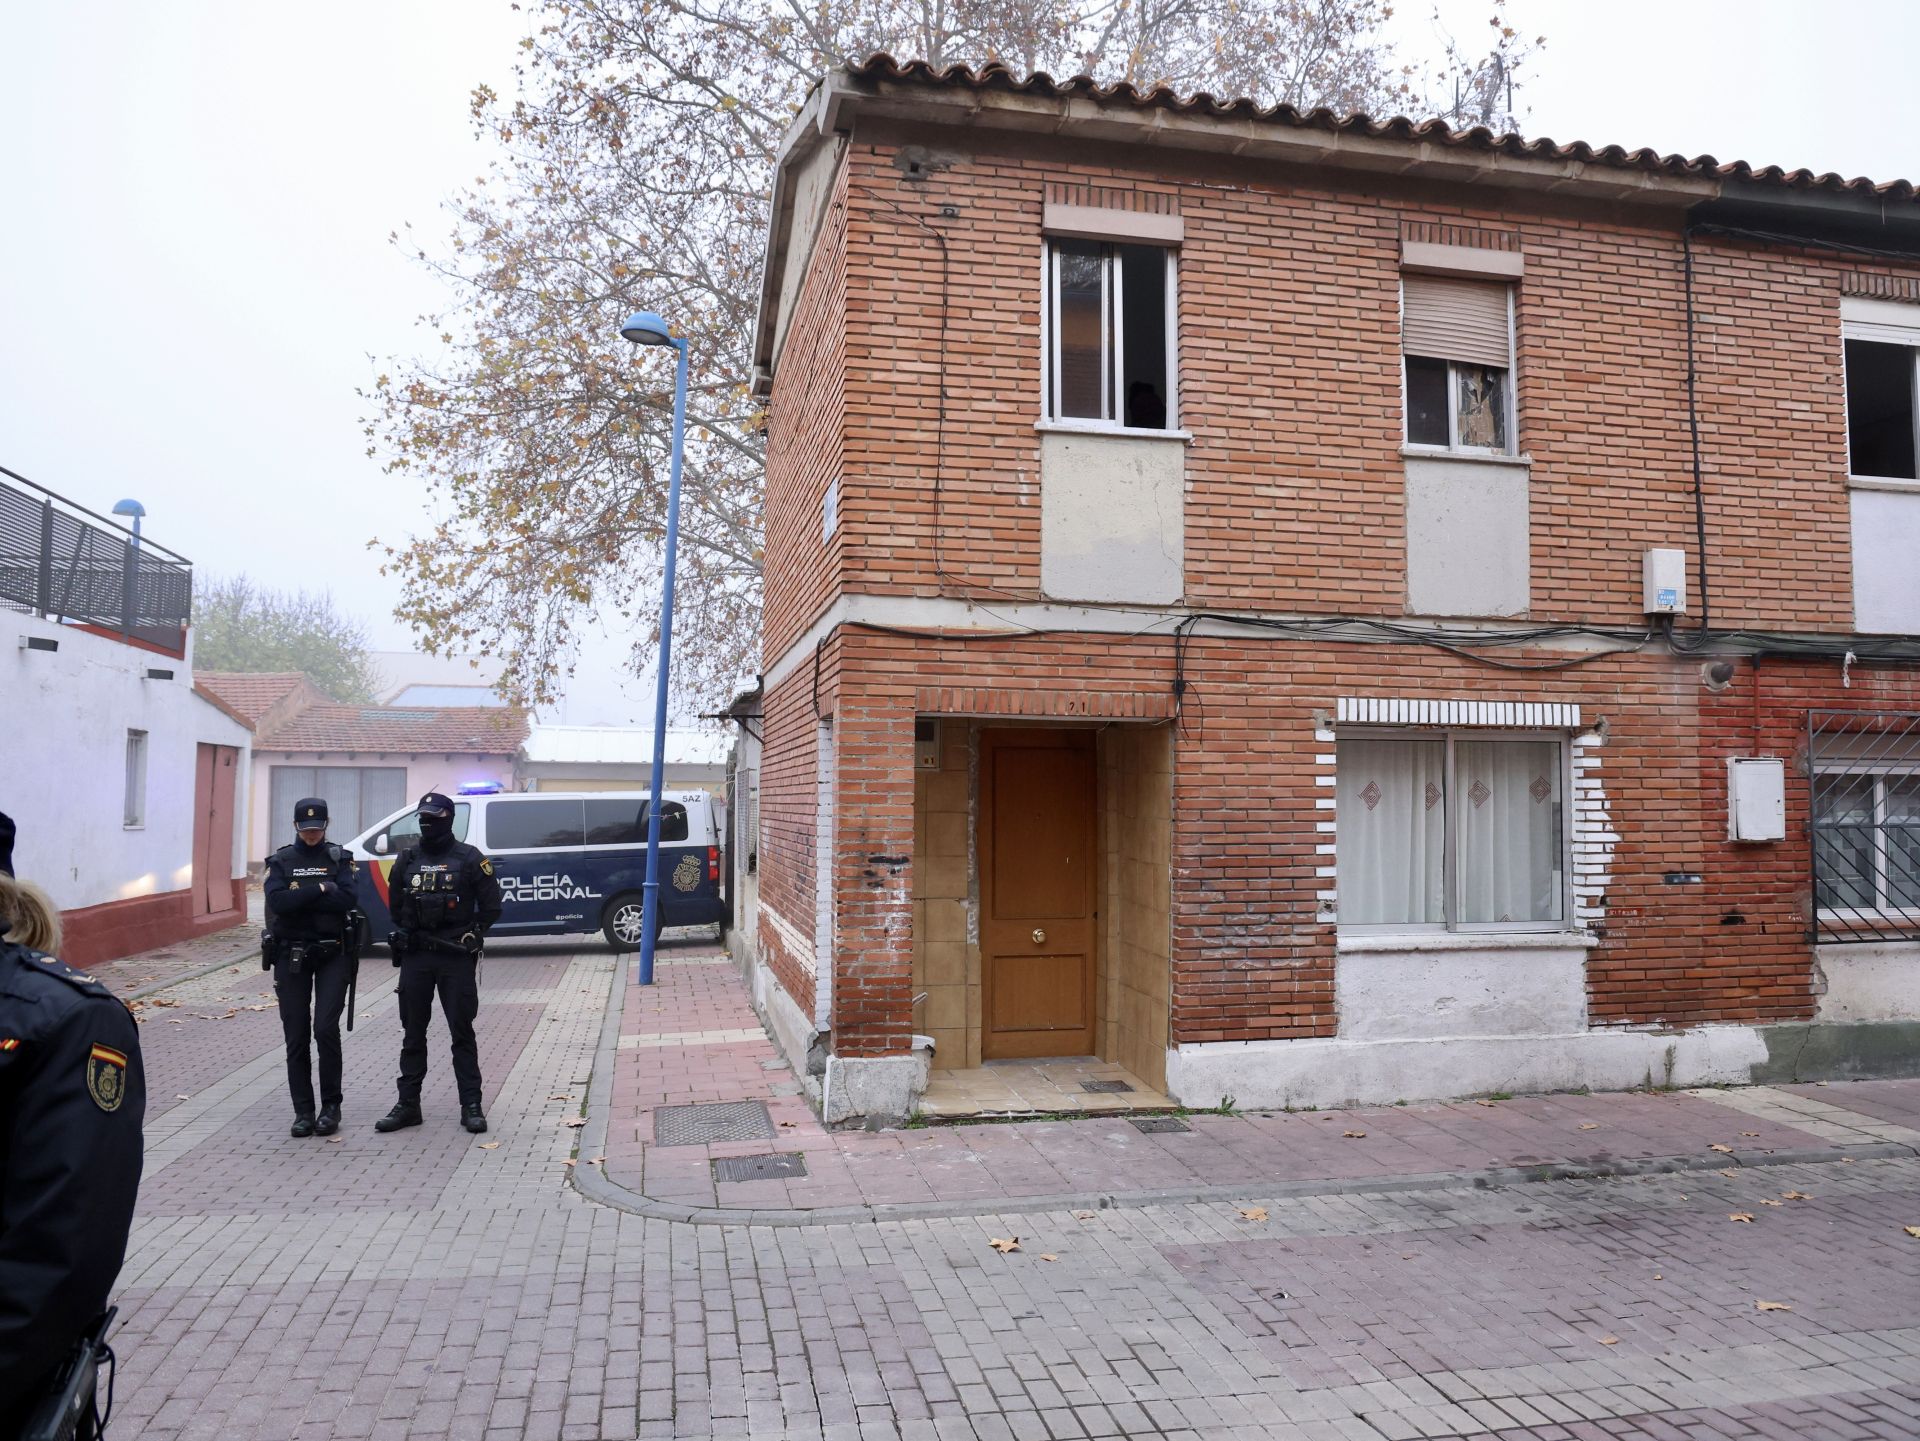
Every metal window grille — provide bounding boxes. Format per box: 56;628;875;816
1808;709;1920;943
0;465;192;649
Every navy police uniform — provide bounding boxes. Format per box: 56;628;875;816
377;793;502;1134
263;796;359;1137
0;859;145;1426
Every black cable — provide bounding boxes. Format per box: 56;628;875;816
1682;228;1713;632
1690;220;1920;265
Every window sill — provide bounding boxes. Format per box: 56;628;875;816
1337;930;1596;955
1401;446;1531;468
123;823;146;832
1847;474;1920;495
1036;419;1193;444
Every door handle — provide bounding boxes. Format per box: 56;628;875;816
1031;928;1046;944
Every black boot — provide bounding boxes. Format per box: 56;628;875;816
314;1104;341;1137
461;1103;488;1134
290;1114;316;1139
375;1101;423;1132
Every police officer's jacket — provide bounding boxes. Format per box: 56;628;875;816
0;941;145;1420
389;836;504;939
263;840;358;945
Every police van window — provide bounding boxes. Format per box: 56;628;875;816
585;798;689;845
487;798;587;850
386;803;471;850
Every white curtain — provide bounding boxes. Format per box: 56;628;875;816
1338;739;1444;925
1456;739;1561;925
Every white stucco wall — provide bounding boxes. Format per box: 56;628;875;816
1850;488;1920;633
1039;430;1185;604
1404;455;1530;617
6;613;251;911
1335;935;1591;1040
1814;942;1920;1023
246;752;517;860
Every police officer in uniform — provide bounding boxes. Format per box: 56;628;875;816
376;792;503;1135
263;797;359;1138
0;810;145;1433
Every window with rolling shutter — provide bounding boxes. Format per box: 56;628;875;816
1402;276;1515;454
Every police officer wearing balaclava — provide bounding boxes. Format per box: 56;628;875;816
262;797;359;1137
376;792;503;1134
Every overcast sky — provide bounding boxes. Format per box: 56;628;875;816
4;2;1914;723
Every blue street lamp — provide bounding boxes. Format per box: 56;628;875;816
620;310;689;987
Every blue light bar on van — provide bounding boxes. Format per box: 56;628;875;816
457;781;505;795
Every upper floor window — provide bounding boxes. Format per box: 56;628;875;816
1847;337;1918;480
1402;276;1515;454
1044;238;1176;431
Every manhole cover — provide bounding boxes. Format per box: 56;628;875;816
712;1152;808;1184
1129;1115;1191;1134
1081;1079;1134;1094
653;1100;775;1147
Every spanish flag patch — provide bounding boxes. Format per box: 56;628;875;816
0;1037;19;1052
87;1043;128;1112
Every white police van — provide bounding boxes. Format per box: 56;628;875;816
345;786;726;950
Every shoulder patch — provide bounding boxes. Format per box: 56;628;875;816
87;1043;128;1111
479;857;494;877
0;1037;19;1052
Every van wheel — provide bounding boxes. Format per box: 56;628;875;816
603;893;656;952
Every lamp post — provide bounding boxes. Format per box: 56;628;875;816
620;310;689;987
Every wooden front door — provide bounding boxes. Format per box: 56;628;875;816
979;728;1097;1059
193;744;239;916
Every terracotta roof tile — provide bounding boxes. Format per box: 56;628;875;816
844;54;1919;204
257;704;529;755
194;672;313;724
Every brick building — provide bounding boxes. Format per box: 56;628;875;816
743;56;1920;1122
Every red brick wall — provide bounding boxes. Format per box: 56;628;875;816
758;128;1920;645
762;152;851;662
796;631;1893;1054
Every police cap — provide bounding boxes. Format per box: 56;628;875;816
293;797;329;831
416;792;455;818
0;809;14;876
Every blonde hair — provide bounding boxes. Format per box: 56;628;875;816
0;873;62;954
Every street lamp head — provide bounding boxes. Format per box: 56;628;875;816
111;499;146;519
619;311;675;347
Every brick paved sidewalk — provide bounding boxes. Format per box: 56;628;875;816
591;940;1920;1218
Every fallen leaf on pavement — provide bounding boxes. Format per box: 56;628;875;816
1755;1301;1792;1312
152;998;178;1008
549;1094;573;1101
1577;1122;1601;1131
779;1121;798;1128
324;1137;343;1144
564;1118;587;1128
562;1159;576;1167
175;1094;190;1101
1598;1336;1618;1346
988;1237;1020;1254
1782;1191;1812;1201
1729;1212;1756;1223
1073;1211;1097;1220
1709;1144;1733;1154
1654;1274;1663;1280
1740;1131;1759;1138
1759;1199;1783;1207
1904;1226;1920;1239
1343;1130;1367;1139
1039;1254;1058;1263
1237;1207;1268;1222
1718;1168;1738;1178
1474;1099;1498;1107
477;1142;501;1150
589;1156;604;1164
167;1019;183;1026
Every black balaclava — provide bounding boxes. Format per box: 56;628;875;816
416;792;457;852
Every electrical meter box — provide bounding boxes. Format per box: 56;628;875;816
1728;757;1786;842
1644;547;1688;615
914;717;939;770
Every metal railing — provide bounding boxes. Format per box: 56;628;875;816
1809;708;1920;943
0;465;192;650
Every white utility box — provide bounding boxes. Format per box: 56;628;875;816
1644;547;1688;615
1728;757;1786;842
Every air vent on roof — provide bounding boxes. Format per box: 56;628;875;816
365;709;437;722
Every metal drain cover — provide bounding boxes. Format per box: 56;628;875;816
653;1100;775;1147
1128;1115;1191;1134
1081;1079;1134;1094
712;1152;808;1184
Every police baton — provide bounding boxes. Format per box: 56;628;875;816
344;911;367;1033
